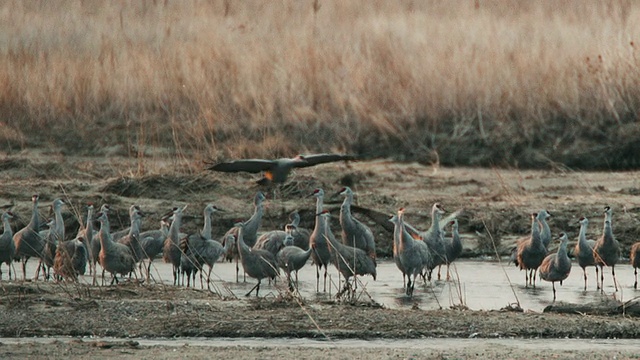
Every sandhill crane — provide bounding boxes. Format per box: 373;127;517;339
97;211;135;285
39;218;58;281
508;210;550;268
438;219;462;281
630;242;640;289
539;210;552;249
309;188;331;292
390;209;423;297
13;194;44;280
337;187;376;265
116;205;145;266
138;217;170;280
593;206;620;292
253;229;288;256
53;237;87;282
276;226;312;291
404;203;447;280
389;213;408;288
222;192;266;282
319;210;376;298
75;204;95;275
206;153;356;185
235;223;279;297
399;209;432;285
179;204;226;288
163;206;187;286
574;217;597;291
516;212;547;288
288;210;310;250
0;211;15;280
110;204;140;241
37;198;66;280
88;204;112;282
539;233;572;301
180;234;231;290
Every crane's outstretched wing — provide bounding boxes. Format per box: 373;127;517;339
206;159;275;173
293;154;357;168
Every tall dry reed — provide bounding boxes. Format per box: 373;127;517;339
0;0;638;169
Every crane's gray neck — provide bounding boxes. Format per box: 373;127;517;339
29;198;40;229
341;192;353;213
53;204;65;241
539;216;550;243
603;221;614;243
452;222;460;242
85;207;94;238
578;221;588;245
161;222;170;236
2;216;12;236
201;210;213;239
397;213;410;248
129;215;142;237
99;216;113;247
244;202;263;235
559;238;569;254
429;208;443;239
169;213;182;242
236;228;251;254
315;195;324;215
289;212;300;228
531;218;542;246
320;216;338;249
557;237;570;267
391;216;401;249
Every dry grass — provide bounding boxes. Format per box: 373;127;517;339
0;0;639;169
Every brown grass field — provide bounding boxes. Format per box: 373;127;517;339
0;0;639;169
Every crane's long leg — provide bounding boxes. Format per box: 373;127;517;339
552;282;557;302
612;266;618;291
600;265;605;293
437;265;442;281
235;257;239;283
323;266;328;292
635;267;638;289
315;265;320;292
582;267;587;291
245;280;261;297
22;258;28;280
596;266;601;289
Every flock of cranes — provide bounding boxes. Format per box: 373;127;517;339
0;153;638;304
3;189;631;303
510;205;627;301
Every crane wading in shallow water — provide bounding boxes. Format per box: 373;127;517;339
593;206;620;292
235;222;279;297
205;153;357;186
539;232;572;302
574;217;597;291
309;189;331;293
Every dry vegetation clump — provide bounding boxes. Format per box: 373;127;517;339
0;1;639;169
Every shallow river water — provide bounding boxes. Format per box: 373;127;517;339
18;258;637;312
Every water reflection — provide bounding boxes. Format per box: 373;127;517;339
12;259;636;312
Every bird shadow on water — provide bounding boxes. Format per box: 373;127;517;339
393;292;426;307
